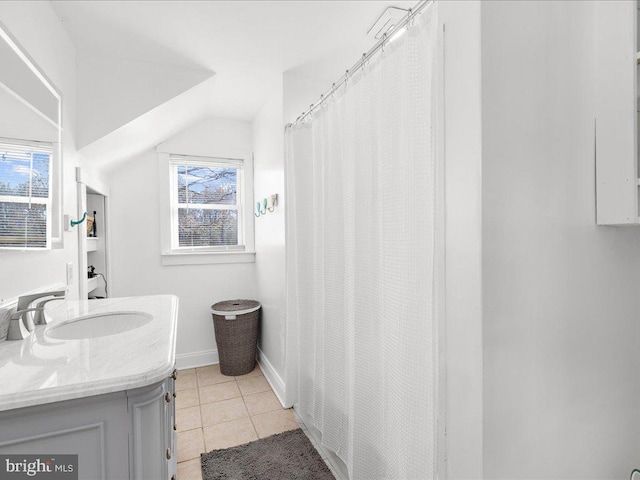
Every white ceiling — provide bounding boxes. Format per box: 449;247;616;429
50;0;416;167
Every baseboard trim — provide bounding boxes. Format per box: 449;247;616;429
175;349;219;370
295;410;349;480
256;347;289;408
176;347;289;408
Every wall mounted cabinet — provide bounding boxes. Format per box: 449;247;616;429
86;191;107;298
595;1;640;225
76;167;110;299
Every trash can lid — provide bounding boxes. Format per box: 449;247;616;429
211;299;261;316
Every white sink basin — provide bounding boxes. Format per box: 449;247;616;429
46;311;152;340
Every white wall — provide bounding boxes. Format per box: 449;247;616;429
76;55;212;149
0;2;80;304
0;88;59;143
438;2;484;479
283;54;348;125
108;117;257;368
481;2;640;478
252;75;287;400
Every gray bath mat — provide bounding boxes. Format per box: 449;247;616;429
200;428;334;480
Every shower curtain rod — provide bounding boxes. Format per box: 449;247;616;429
286;0;433;128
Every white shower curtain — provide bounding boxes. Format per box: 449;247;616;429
285;8;439;479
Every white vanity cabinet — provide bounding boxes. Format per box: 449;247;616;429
128;372;177;480
0;296;179;479
0;373;177;480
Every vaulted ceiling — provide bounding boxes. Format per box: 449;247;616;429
51;1;416;169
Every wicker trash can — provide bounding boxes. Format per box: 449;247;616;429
211;299;261;376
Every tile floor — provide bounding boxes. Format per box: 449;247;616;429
175;363;299;480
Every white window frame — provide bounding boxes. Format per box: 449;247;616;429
158;147;255;266
0;138;54;250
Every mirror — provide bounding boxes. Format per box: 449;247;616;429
0;21;62;249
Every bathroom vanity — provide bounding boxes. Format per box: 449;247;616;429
0;295;178;480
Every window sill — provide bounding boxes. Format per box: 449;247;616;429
161;251;256;266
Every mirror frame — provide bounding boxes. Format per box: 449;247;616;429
0;20;64;248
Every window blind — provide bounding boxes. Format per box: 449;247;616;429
169;155;243;250
0;139;52;248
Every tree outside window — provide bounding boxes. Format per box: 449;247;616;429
0;141;51;249
170;158;244;250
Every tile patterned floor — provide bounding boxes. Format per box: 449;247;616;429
175;363;298;480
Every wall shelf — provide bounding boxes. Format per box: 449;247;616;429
77;167;110;300
87;276;99;292
87;237;99;252
85;189;108;298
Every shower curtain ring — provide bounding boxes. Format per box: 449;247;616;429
328;83;336;100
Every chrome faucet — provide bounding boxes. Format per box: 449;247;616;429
6;290;66;341
7;308;40;340
32;296;65;325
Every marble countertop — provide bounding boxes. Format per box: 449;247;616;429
0;295;178;412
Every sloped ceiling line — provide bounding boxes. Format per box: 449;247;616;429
76;54;214;150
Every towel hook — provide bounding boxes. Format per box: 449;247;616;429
70;212;87;227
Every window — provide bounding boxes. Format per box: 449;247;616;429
0;139;52;249
159;148;254;265
169;154;247;252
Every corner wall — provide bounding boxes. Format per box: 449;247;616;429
481;2;640;478
252;76;287;402
108;118;257;368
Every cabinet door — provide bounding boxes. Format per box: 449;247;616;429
595;0;638;224
128;379;174;480
0;392;130;480
166;370;177;480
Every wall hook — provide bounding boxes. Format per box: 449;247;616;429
70;212;87;227
255;195;278;217
267;194;278;212
255;200;267;217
